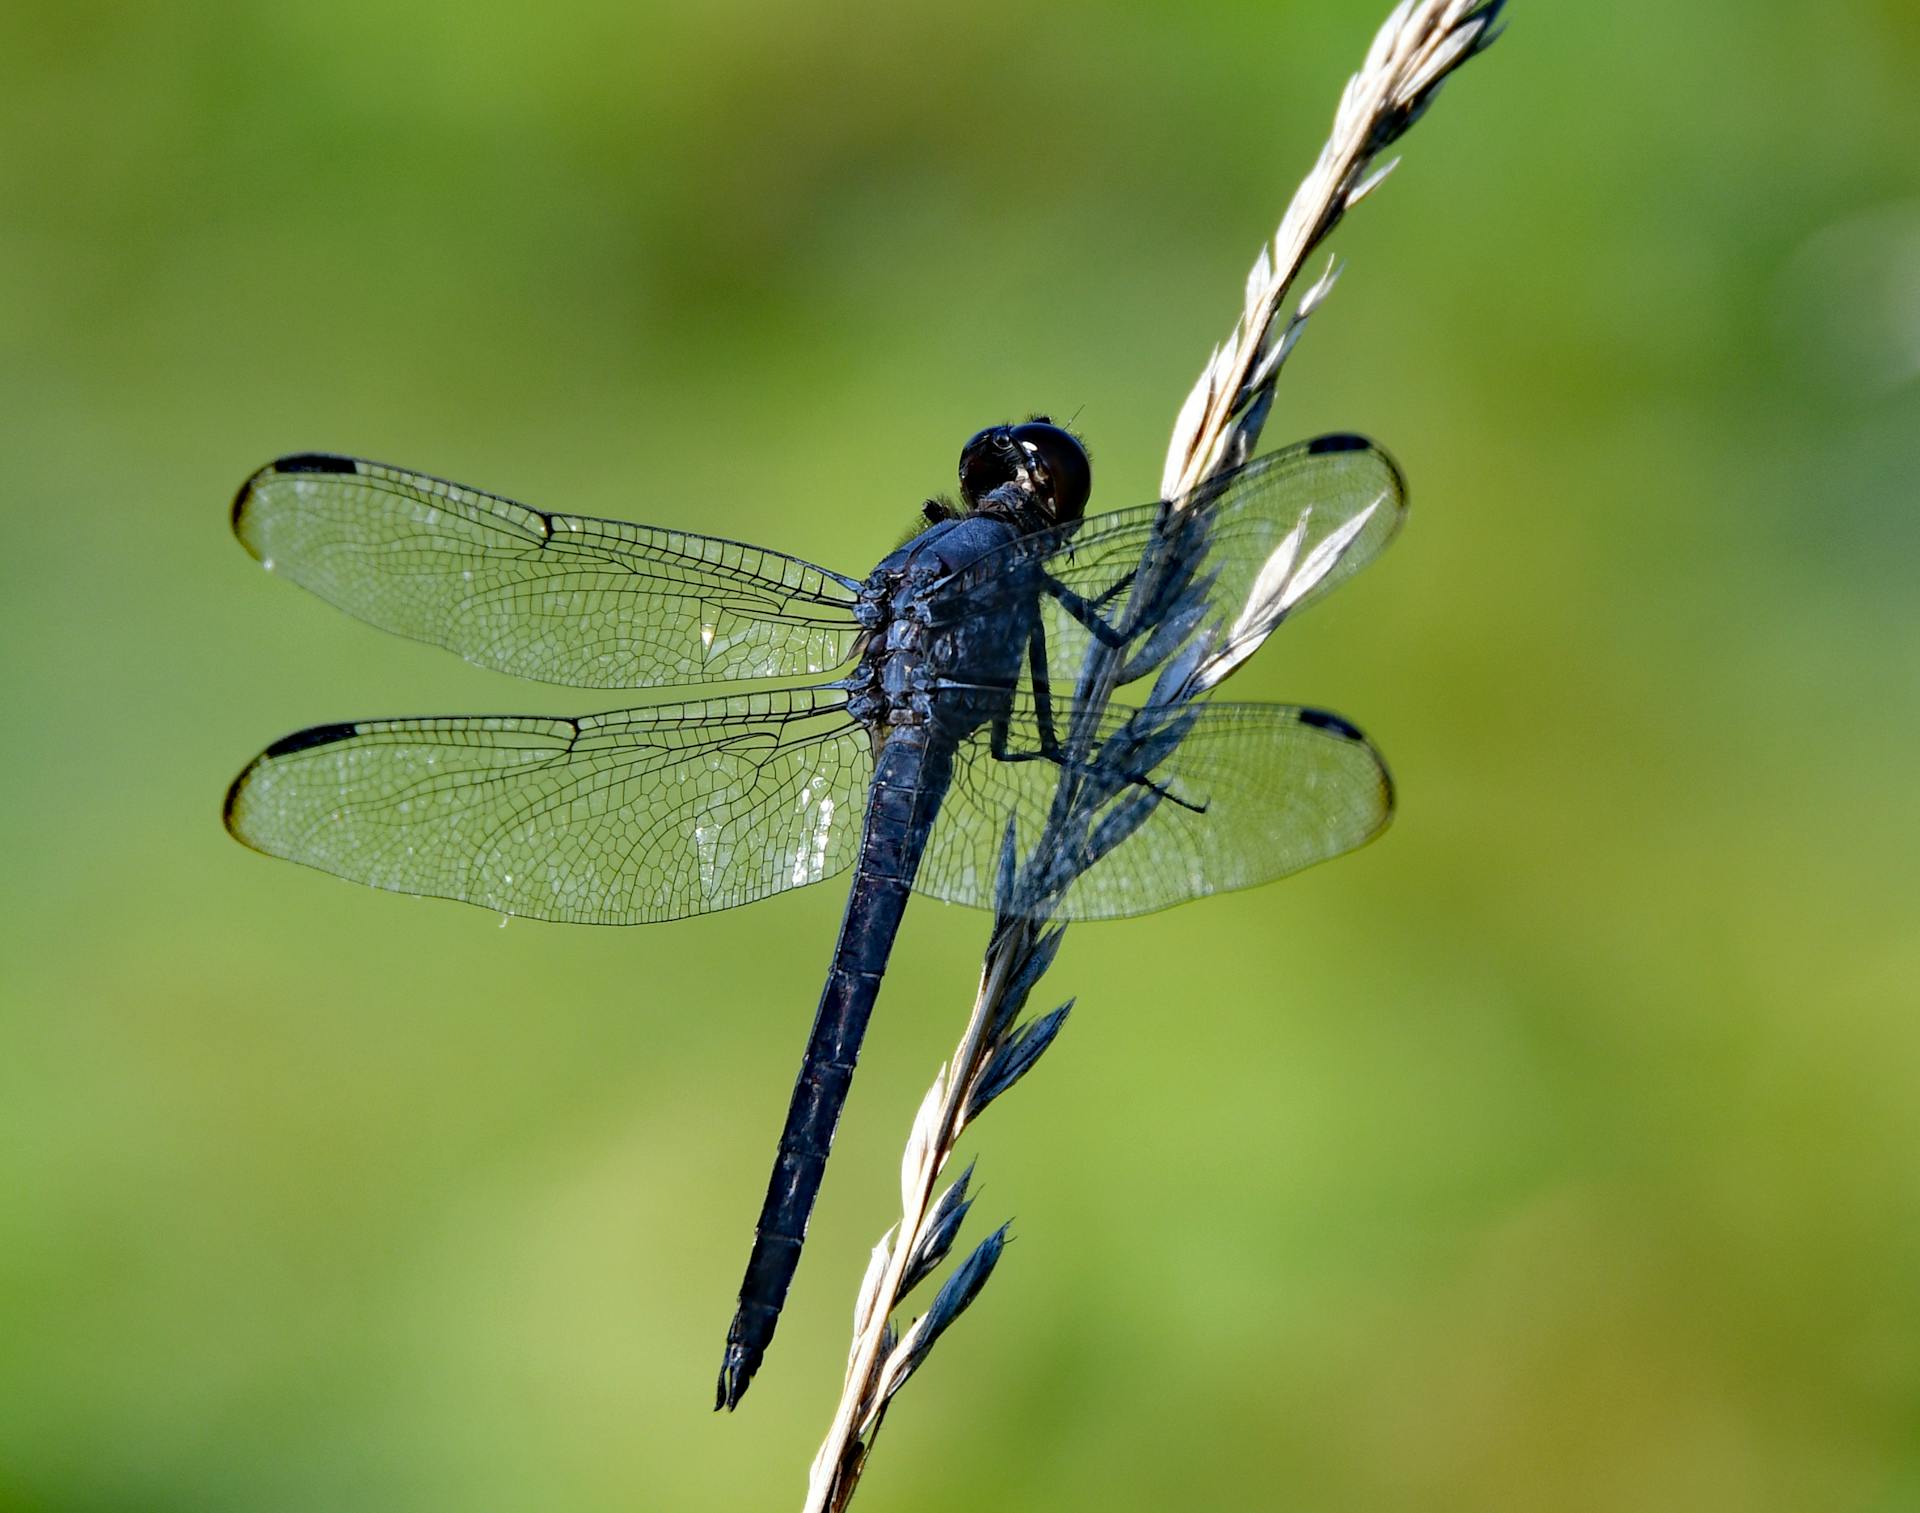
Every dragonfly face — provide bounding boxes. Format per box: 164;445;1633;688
956;418;1092;530
223;425;1405;1407
854;424;1096;742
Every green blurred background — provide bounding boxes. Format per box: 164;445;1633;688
4;2;1917;1509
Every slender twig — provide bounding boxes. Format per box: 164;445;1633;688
804;917;1035;1506
1164;0;1508;503
803;3;1505;1506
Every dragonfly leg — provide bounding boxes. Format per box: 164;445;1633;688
993;619;1203;810
988;714;1205;814
1043;574;1131;647
991;620;1204;810
1025;621;1060;753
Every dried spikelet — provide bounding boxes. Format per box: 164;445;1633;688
801;5;1503;1508
1162;0;1506;502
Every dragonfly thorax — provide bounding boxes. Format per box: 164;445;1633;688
845;512;1035;737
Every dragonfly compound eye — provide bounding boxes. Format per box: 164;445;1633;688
1009;421;1090;523
957;425;1021;509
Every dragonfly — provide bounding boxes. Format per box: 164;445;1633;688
222;420;1404;1408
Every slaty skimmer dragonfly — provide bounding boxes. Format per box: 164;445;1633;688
223;421;1403;1407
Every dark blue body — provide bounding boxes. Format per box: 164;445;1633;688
717;513;1042;1406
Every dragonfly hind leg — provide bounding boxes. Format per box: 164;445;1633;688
991;621;1205;812
986;714;1206;815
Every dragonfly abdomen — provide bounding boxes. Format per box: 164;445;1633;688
717;732;958;1410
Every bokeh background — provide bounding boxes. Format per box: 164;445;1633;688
4;2;1918;1509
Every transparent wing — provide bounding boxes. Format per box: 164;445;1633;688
233;454;864;688
914;695;1393;920
224;688;872;924
931;435;1404;696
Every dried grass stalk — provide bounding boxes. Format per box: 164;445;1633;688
802;4;1504;1507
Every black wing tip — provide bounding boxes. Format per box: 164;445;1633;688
231;453;361;531
220;763;253;838
1306;431;1407;506
261;720;362;759
1297;706;1398;825
271;451;362;476
223;722;361;840
1296;706;1365;742
1305;432;1373;457
229;468;265;531
1374;749;1398;824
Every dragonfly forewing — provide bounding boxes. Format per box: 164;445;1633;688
928;434;1405;702
233;454;865;688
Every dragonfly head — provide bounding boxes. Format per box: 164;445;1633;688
957;418;1091;529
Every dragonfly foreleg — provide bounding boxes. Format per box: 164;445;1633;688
1043;574;1132;647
